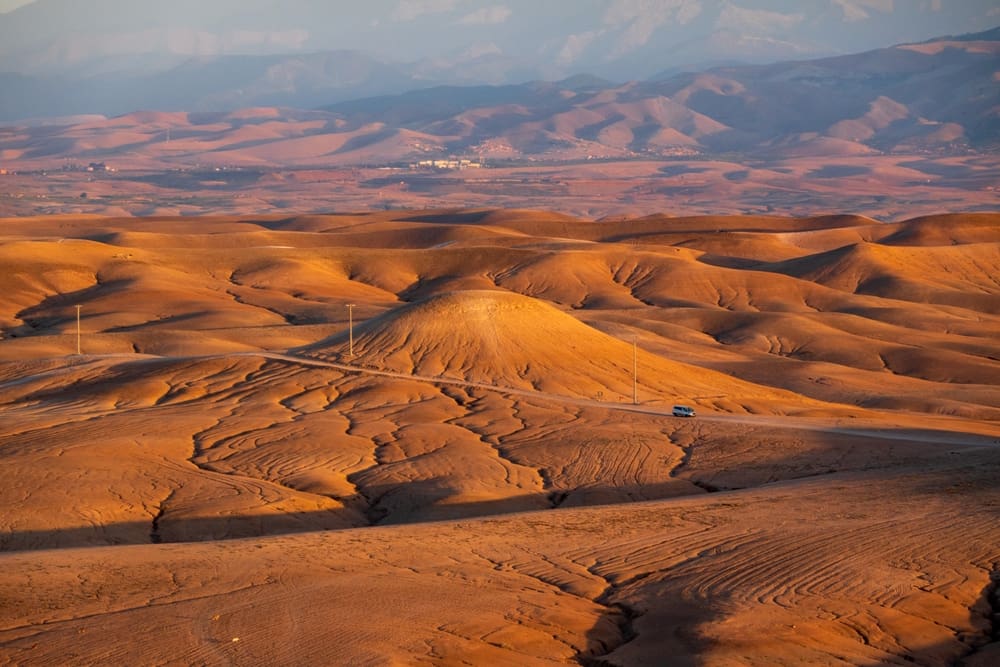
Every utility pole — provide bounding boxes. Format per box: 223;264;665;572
75;305;81;355
632;337;638;405
347;304;356;358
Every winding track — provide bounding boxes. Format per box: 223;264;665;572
241;351;1000;448
2;351;998;665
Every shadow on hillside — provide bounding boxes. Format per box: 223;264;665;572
5;422;998;554
851;568;1000;666
577;595;720;667
575;561;999;667
399;210;496;225
3;445;997;666
0;479;706;553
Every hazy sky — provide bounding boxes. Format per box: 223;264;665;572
1;0;997;77
2;2;995;33
0;1;996;120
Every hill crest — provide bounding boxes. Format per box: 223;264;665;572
301;289;809;412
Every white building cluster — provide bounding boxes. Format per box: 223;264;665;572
413;158;482;170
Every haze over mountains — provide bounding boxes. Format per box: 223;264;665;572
2;26;998;164
0;0;998;120
321;27;1000;158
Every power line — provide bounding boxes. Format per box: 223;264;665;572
347;304;356;358
633;337;638;405
75;305;81;355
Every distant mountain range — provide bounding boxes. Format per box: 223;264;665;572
1;26;995;168
0;0;998;121
321;28;1000;157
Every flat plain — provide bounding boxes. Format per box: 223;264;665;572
0;209;998;665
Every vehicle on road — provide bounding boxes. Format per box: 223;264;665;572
672;405;696;418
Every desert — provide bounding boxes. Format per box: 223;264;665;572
2;2;1000;665
0;208;998;665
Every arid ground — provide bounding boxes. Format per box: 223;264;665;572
0;209;998;665
3;152;999;223
2;109;997;222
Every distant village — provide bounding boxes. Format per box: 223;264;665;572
69;162;117;173
410;158;483;170
0;162;117;176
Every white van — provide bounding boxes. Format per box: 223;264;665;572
672;405;696;418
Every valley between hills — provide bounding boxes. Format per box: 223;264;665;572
0;208;998;665
2;27;998;223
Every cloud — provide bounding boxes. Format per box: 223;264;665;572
601;0;702;55
830;0;894;22
457;5;512;25
458;42;502;58
676;1;702;23
618;18;662;53
391;0;462;22
557;30;602;66
603;0;702;27
716;2;805;35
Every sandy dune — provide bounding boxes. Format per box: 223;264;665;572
0;209;998;664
